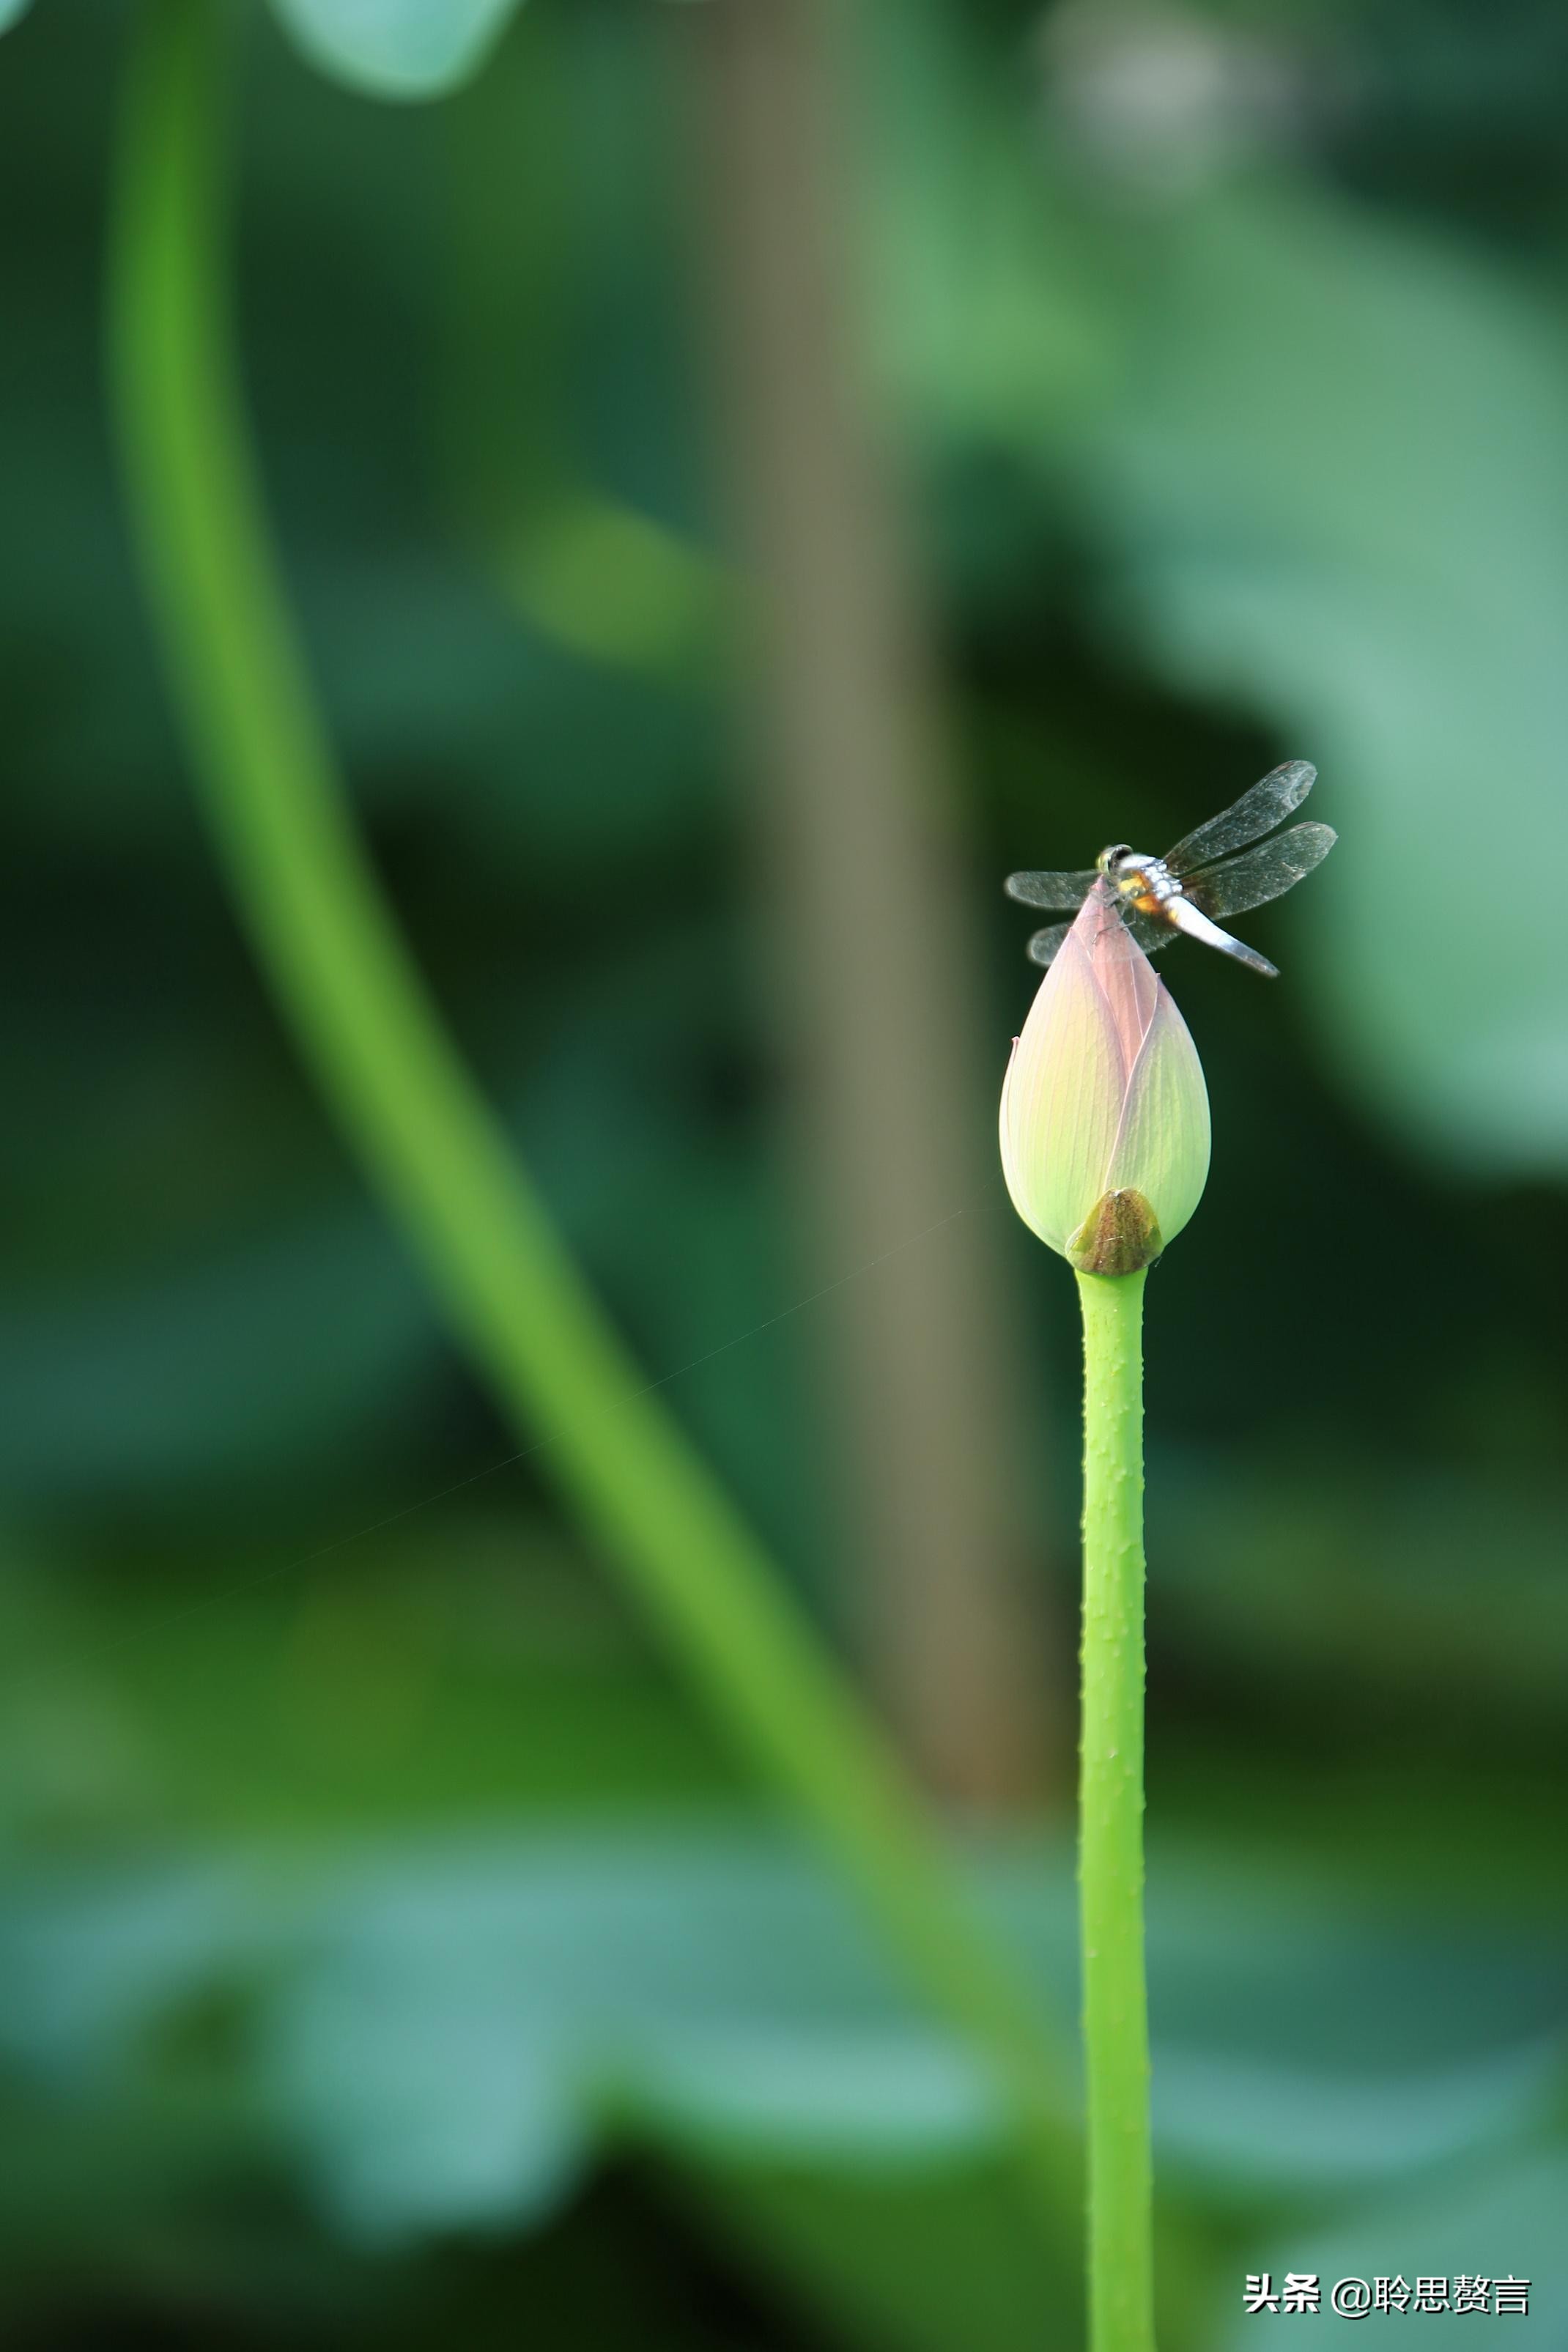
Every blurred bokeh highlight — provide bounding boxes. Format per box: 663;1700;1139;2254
1;0;1565;2344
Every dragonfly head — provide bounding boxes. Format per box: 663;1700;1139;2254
1096;843;1133;879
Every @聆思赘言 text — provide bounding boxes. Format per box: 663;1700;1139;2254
1243;2274;1530;2318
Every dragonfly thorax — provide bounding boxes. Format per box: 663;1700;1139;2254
1100;846;1181;907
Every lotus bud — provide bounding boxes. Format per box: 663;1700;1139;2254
999;881;1210;1275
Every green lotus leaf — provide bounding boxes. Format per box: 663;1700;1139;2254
268;0;523;101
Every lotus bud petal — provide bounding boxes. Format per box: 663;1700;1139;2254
1000;882;1210;1274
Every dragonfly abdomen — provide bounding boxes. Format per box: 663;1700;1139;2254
1164;895;1278;977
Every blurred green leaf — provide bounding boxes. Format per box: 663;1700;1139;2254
4;1830;1562;2232
268;0;523;100
2;1822;1564;2347
1222;2152;1568;2342
0;1860;260;2080
1155;2041;1553;2197
260;1835;1008;2239
1079;182;1568;1175
854;7;1568;1174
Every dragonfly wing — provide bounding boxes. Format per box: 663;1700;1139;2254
1165;761;1317;876
1026;922;1073;968
1123;906;1177;956
1181;822;1336;920
1005;867;1098;912
1026;903;1175;967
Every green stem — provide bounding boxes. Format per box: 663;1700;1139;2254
1076;1269;1155;2351
106;0;1077;2231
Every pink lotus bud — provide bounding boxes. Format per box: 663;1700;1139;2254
999;881;1210;1275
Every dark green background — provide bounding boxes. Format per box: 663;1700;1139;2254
1;1;1564;2345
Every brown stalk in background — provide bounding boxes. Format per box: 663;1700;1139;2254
676;0;1055;1811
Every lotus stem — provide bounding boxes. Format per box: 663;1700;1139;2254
1076;1267;1155;2351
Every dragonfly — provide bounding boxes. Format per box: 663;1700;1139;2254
1005;761;1335;979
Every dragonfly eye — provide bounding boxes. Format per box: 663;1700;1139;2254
1097;844;1132;876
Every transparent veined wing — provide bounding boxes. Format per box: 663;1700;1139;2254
1180;822;1336;921
1123;906;1177;955
1027;904;1175;968
1164;761;1317;876
1005;867;1098;912
1026;922;1073;968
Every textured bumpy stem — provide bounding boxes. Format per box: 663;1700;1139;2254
106;0;1081;2246
1075;1268;1154;2351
